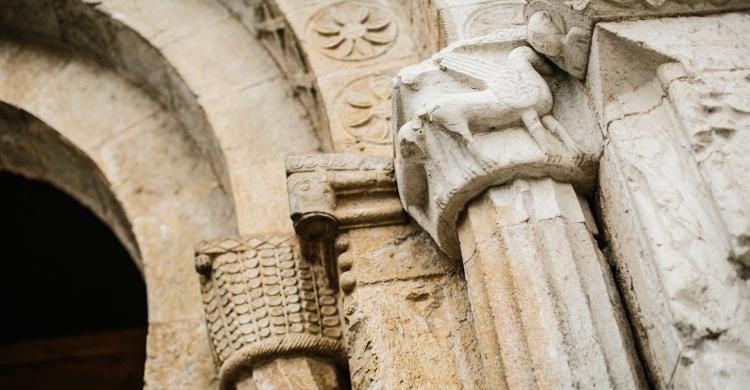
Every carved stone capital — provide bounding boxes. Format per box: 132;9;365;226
525;0;749;79
194;235;346;390
286;153;405;237
393;36;601;258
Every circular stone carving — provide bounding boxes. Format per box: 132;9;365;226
308;2;398;61
464;3;525;38
335;74;393;145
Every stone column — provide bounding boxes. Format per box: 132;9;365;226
286;153;484;389
458;178;642;388
393;34;646;389
194;235;347;390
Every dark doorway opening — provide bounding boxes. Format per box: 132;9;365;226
0;171;147;389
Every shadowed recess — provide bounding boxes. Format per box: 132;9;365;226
0;171;147;389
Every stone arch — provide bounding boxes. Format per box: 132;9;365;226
0;0;322;235
0;1;324;386
0;39;237;387
0;102;141;265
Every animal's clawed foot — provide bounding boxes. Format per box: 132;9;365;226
544;151;562;165
566;143;586;166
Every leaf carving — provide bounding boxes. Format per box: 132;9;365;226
343;108;373;127
363;31;393;45
345;91;373;108
314;20;342;35
321;36;345;49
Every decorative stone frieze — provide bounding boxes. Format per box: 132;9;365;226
433;0;526;47
248;0;326;140
524;0;750;79
194;235;346;390
393;34;645;388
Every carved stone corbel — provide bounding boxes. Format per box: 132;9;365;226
286;153;405;293
524;0;750;79
286;153;404;236
393;36;646;388
194;235;347;390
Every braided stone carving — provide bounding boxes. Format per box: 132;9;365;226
194;235;345;390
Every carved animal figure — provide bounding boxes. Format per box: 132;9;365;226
418;46;580;162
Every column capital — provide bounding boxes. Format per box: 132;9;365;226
193;234;346;390
525;0;749;79
393;35;601;258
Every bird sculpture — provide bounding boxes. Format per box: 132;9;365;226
417;46;581;164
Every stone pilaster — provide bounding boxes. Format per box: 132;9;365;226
286;153;484;388
194;235;347;390
393;34;646;388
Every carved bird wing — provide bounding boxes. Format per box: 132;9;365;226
437;52;506;89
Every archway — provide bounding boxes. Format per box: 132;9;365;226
0;171;147;389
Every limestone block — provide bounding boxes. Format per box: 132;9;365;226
591;15;750;389
286;153;403;234
338;224;484;389
458;179;645;389
237;357;344;390
393;34;601;258
524;0;750;79
144;320;218;390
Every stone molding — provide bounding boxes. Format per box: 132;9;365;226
227;0;429;154
525;0;750;79
393;34;601;258
194;235;346;390
286;153;405;237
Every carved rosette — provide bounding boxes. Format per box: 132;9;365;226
336;74;393;146
308;2;398;61
194;235;345;390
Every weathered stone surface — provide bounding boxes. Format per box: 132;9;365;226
2;1;749;389
459;179;644;389
285;154;483;389
394;32;601;258
144;320;218;390
525;0;750;79
338;224;484;389
237;357;345;390
592;14;750;389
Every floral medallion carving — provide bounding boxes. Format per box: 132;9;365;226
336;74;393;145
464;3;525;38
308;2;398;61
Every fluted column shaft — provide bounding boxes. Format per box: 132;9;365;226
457;178;645;389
